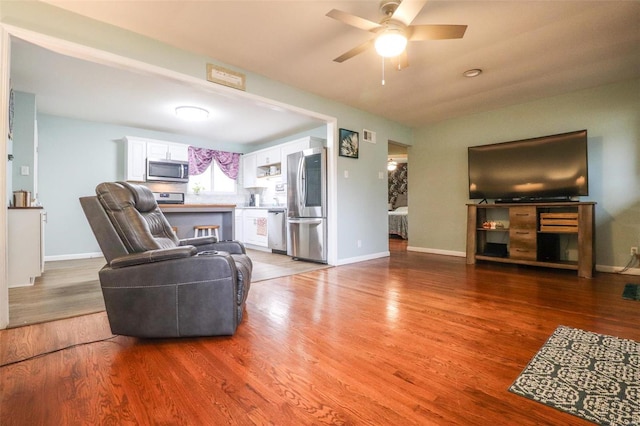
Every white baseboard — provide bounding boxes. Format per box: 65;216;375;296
45;252;104;262
336;251;389;266
405;248;640;276
407;246;466;257
45;250;640;276
596;265;640;276
244;244;272;253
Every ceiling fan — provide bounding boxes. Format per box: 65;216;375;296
326;0;467;70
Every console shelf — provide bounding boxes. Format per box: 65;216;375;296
466;202;595;278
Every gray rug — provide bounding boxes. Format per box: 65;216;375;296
509;326;639;425
246;249;330;282
623;284;640;301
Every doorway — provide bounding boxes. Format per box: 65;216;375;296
387;141;408;250
1;27;338;328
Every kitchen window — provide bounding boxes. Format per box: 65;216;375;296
188;161;236;194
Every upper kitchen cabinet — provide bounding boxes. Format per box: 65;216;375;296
124;137;147;181
242;136;325;187
256;147;281;167
242;153;265;188
147;140;188;161
124;136;189;182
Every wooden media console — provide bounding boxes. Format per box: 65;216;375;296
466;202;595;278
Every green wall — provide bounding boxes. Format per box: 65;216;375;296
36;113;249;257
10;91;35;195
3;1;636;270
411;78;640;269
1;1;413;263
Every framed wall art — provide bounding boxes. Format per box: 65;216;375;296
339;128;359;159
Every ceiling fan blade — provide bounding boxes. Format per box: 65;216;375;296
333;39;375;63
408;24;467;41
391;0;428;26
326;9;382;32
391;51;409;70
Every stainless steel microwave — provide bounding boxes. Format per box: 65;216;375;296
146;159;189;183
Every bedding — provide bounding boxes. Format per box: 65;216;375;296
388;206;408;239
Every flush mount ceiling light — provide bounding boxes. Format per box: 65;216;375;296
374;22;408;58
387;159;398;171
175;106;209;121
463;68;483;78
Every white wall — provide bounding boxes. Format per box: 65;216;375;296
410;78;640;270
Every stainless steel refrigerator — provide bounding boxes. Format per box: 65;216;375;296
287;147;327;263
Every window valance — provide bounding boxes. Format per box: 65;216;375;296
188;146;241;180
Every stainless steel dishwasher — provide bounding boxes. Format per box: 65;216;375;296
267;209;287;254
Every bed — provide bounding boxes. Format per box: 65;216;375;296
388;206;408;239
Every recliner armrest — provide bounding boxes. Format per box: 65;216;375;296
213;241;247;254
179;236;217;246
110;246;198;269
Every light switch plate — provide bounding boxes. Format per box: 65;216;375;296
20;166;29;176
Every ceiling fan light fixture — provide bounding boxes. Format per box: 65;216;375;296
375;28;407;58
175;106;209;121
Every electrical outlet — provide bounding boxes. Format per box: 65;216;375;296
357;240;362;248
631;247;638;256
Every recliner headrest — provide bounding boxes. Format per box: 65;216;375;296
119;181;157;212
96;182;133;212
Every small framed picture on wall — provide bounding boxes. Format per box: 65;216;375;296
339;128;359;159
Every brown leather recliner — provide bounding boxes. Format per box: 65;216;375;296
80;181;251;338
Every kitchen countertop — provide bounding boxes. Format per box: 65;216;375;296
8;206;44;210
159;204;236;209
157;204;286;211
237;206;286;210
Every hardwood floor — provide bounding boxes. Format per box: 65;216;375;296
2;247;639;425
7;250;328;328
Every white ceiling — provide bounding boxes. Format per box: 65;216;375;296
10;38;326;146
13;1;640;145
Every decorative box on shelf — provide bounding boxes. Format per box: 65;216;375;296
540;212;579;232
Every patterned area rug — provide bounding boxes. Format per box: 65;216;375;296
509;326;639;425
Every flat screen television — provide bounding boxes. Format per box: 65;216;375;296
468;130;588;202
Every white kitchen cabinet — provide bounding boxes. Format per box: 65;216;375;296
124;137;147;181
243;137;325;186
8;208;45;288
242;209;269;247
146;141;168;160
124;136;189;182
167;143;189;161
256;147;281;167
242;153;265;188
147;140;188;161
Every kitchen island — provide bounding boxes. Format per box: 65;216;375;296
159;204;236;240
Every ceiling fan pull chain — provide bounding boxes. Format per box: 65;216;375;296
382;56;386;86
